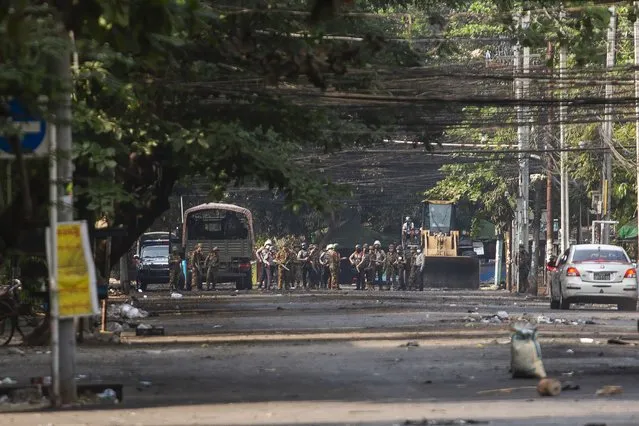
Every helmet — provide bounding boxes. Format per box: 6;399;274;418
355;244;362;249
332;243;339;249
265;239;273;247
212;247;219;252
363;243;369;248
301;242;308;249
374;240;381;247
405;216;410;221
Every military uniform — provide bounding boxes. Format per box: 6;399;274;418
297;245;311;288
396;248;407;290
408;249;419;290
275;246;290;290
372;244;386;290
189;245;204;291
319;247;329;289
385;247;398;290
327;245;340;289
204;248;220;290
168;250;182;292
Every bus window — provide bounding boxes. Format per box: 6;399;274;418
187;210;249;240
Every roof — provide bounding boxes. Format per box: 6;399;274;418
571;244;625;251
184;203;252;220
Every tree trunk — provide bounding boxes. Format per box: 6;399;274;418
529;179;543;295
505;225;512;292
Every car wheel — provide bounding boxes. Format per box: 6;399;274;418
550;299;560;310
559;289;570;310
618;300;637;312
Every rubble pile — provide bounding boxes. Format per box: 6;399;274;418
463;311;598;326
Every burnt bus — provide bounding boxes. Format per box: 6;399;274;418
181;203;255;290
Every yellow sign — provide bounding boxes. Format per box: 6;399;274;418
50;221;99;318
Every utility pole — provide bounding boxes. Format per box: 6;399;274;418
54;35;77;404
545;41;555;262
515;11;531;292
559;10;570;253
634;1;639;260
602;7;616;244
513;13;522;291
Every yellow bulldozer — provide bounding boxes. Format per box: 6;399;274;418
419;200;480;289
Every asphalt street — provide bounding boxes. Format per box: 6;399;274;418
2;287;639;425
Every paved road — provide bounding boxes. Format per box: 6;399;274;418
3;289;639;425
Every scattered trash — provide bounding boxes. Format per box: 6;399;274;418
108;322;124;333
607;338;635;346
212;324;222;328
496;311;509;320
536;315;552;324
510;323;547;379
596;385;623;396
562;371;575;377
537;378;562;396
400;341;420;348
580;338;595;344
561;381;580;391
137;288;143;293
108;303;149;320
1;377;17;385
138;380;152;388
136;324;164;336
96;388;118;402
170;292;183;299
8;347;25;356
566;349;575;354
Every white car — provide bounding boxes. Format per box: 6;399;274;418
549;244;638;311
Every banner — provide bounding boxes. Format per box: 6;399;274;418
47;221;99;318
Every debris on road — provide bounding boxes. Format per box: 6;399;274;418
96;388;119;403
596;385;623;396
8;347;25;356
496;311;509;320
170;292;183;299
107;322;124;333
607;338;636;346
476;386;536;395
580;338;595;344
108;303;149;320
510;323;546;379
399;341;420;348
537;378;562;396
135;324;165;336
561;381;580;391
566;349;575;354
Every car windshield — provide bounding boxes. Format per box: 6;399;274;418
572;248;629;263
141;245;168;259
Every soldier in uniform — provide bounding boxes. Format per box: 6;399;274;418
319;245;330;289
256;240;272;289
297;242;311;289
168;247;182;292
349;244;364;290
327;243;341;290
396;246;407;291
516;243;530;293
204;247;220;290
384;244;398;290
275;243;291;290
362;244;374;290
189;243;204;291
372;240;386;290
408;246;419;290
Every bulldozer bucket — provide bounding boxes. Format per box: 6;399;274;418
421;256;480;290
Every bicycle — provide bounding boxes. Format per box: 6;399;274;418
0;280;48;345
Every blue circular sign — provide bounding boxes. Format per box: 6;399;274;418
0;99;47;154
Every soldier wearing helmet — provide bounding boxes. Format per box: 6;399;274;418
402;216;416;245
385;243;398;290
372;240;386;290
297;242;311;289
189;243;205;291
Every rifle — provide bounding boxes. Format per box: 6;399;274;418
273;260;291;271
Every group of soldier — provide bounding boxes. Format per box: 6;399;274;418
168;243;220;291
255;239;424;291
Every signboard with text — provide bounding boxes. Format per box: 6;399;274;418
46;221;99;318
